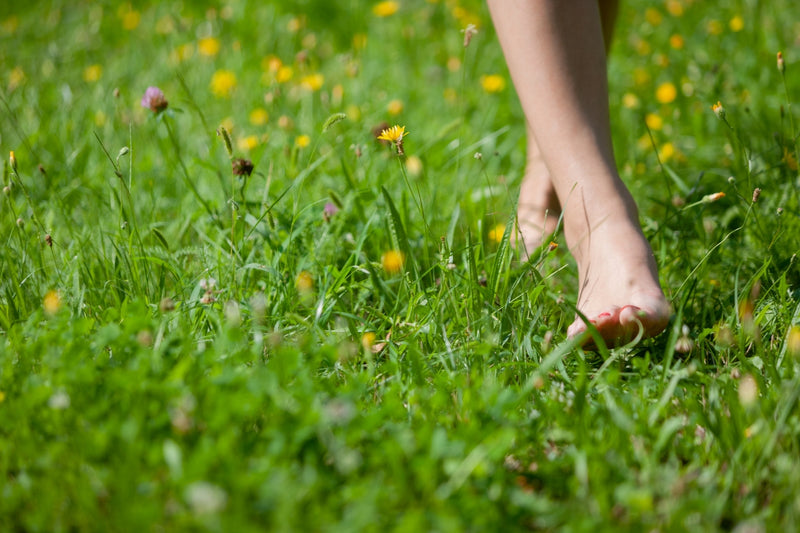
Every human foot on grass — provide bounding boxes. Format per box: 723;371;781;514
565;215;671;347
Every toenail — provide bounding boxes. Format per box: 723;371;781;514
598;312;611;318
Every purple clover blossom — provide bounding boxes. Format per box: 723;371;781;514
141;86;168;113
323;202;340;222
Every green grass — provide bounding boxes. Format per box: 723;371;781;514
1;0;800;531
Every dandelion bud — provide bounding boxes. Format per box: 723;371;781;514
777;51;785;74
703;192;725;203
462;24;478;48
217;126;234;158
711;101;725;120
9;151;17;173
752;187;761;203
547;241;559;252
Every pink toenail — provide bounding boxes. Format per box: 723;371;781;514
598;312;611;318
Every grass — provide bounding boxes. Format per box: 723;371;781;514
1;0;800;531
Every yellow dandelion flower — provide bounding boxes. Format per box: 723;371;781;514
83;64;102;83
669;34;685;49
43;290;61;316
276;65;293;83
645;113;663;130
666;0;683;16
480;74;506;93
655;82;677;104
361;332;376;350
387;99;404;115
405;155;423;177
488;223;506;244
635;39;651;56
249;108;269;126
645;8;663;26
622;93;640;109
300;73;324;91
729;16;744;32
706;19;723;35
447;56;461;72
122;9;141;30
373;1;399;17
220;116;235;133
210;70;237;98
262;55;282;72
295;271;314;292
787;326;800;358
381;250;405;274
198;37;221;57
637;133;653;151
287;16;304;32
658;142;675;161
295;134;311;148
377;125;407;143
0;390;4;403
237;135;259;151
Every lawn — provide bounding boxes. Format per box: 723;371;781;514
1;0;800;531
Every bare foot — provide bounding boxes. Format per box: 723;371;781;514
566;215;671;347
515;139;562;259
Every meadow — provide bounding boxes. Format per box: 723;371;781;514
1;0;800;531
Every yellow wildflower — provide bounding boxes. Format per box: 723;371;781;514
9;66;25;90
633;68;651;87
645;8;663;26
488;223;506;244
666;0;683;16
1;15;19;34
387;99;404;115
645;113;663;130
198;37;221;57
377;125;407;144
373;1;399;17
655;82;677;104
295;271;314;292
171;43;194;63
353;33;368;50
783;147;798;171
276;66;293;83
669;34;685;49
121;9;140;30
787;326;800;358
622;93;640;109
706;19;723;35
381;250;405;274
210;70;237;98
43;290;61;316
249;108;269;126
237;135;259;151
658;142;675;161
295;135;311;148
480;74;506;93
405;155;423;177
300;73;324;91
447;56;461;72
83;64;102;83
361;332;376;350
262;55;282;72
711;101;725;119
729;16;744;32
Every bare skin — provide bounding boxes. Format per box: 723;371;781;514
488;0;670;346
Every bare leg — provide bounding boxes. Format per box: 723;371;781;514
515;0;618;258
489;0;670;346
